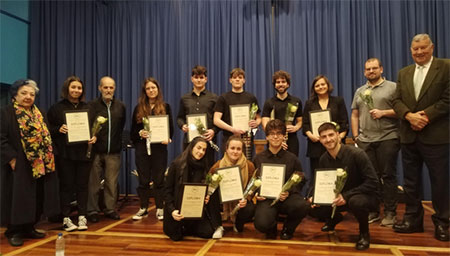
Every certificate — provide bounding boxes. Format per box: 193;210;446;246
310;109;331;136
230;104;250;132
313;169;338;205
64;110;91;144
186;114;207;142
216;166;244;203
179;183;207;219
148;115;170;143
260;163;285;199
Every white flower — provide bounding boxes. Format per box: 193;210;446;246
254;179;262;187
363;89;372;96
211;174;219;182
336;168;346;177
291;173;300;182
97;116;107;124
290;105;298;113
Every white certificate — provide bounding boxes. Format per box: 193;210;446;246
179;184;207;219
148;115;170;143
230;104;250;132
64;110;91;144
310;109;331;136
186;114;207;142
313;169;338;205
260;163;285;199
217;166;244;203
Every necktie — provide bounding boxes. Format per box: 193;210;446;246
414;66;424;100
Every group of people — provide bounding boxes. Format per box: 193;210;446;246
0;33;447;250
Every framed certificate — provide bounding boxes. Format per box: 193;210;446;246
310;109;331;136
186;113;207;142
64;110;91;144
260;163;285;199
179;183;207;219
230;104;250;132
148;115;170;143
313;169;338;205
216;165;244;203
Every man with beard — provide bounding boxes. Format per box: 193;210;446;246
351;58;400;226
262;70;302;156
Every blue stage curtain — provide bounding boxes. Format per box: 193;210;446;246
29;0;449;196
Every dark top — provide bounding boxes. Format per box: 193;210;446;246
177;89;218;143
47;99;93;161
130;103;174;150
318;144;379;201
164;157;208;215
214;91;260;139
89;97;126;154
302;96;349;158
253;149;304;195
393;57;449;144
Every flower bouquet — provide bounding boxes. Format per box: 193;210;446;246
359;89;374;110
86;116;107;158
142;116;152;155
191;118;219;151
231;171;262;216
205;173;223;196
270;172;302;206
331;168;348;219
284;102;298;125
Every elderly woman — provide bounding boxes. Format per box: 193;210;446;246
0;79;60;246
47;76;96;232
209;135;256;234
163;136;221;241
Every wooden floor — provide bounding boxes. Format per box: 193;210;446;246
1;197;449;256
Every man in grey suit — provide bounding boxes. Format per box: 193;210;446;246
392;33;449;241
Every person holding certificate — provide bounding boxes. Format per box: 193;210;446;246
131;77;174;221
309;122;379;250
177;65;218;166
253;119;309;240
209;135;256;233
47;76;97;232
1;79;59;246
302;75;348;188
262;70;303;156
213;67;261;152
163;137;221;241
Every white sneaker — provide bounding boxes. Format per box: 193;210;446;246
132;208;148;220
63;217;78;232
156;208;164;221
212;226;224;239
78;216;88;231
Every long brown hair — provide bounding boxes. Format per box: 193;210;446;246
135;77;166;123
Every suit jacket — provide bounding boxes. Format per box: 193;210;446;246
393;57;449;144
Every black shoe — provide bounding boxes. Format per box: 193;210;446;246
435;225;449;241
393;220;424;233
7;234;24;247
23;229;45;239
280;228;293;240
355;232;370;250
106;211;120;220
233;220;244;233
321;213;343;232
368;212;380;224
88;213;100;223
265;226;277;239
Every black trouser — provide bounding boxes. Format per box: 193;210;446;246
254;194;310;235
235;200;256;226
57;158;92;216
163;191;221;241
286;133;299;157
401;141;449;228
135;143;168;209
311;193;378;234
357;139;400;214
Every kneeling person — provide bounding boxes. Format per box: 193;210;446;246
310;122;380;250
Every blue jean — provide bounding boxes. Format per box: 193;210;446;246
87;153;121;214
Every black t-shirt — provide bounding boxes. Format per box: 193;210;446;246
262;94;303;124
214;90;260;139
